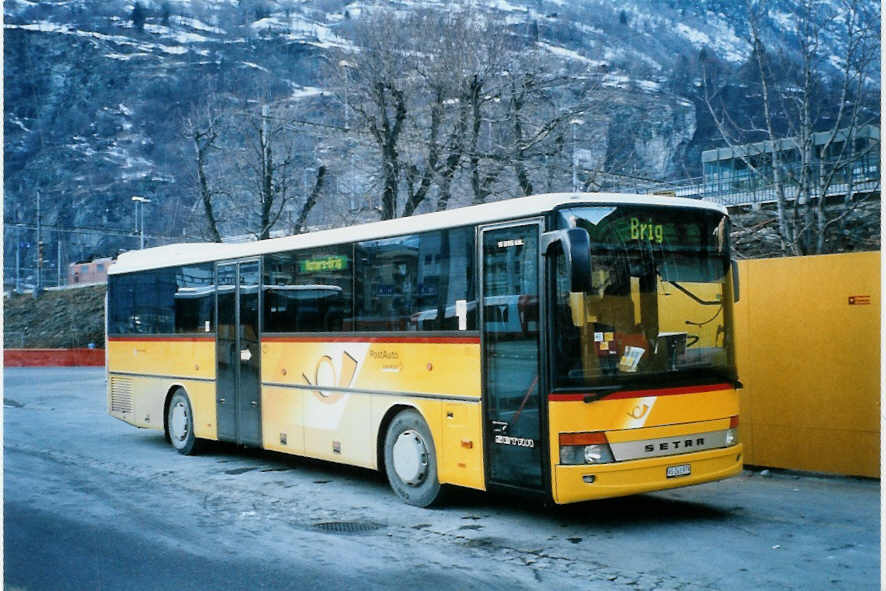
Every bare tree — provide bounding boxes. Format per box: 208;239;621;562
335;9;502;218
496;48;602;198
185;97;328;240
704;0;880;255
252;103;291;239
403;11;481;215
240;102;332;239
291;165;326;234
184;102;224;242
334;7;609;217
334;10;413;220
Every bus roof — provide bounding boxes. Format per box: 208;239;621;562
109;192;727;275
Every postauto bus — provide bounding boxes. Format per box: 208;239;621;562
107;193;742;506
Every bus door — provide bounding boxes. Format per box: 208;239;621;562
216;260;262;446
480;221;546;491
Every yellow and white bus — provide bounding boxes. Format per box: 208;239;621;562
107;193;743;506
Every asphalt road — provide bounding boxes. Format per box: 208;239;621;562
3;367;880;590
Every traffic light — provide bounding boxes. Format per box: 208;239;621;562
37;240;44;263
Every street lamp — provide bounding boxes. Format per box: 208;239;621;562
132;196;152;249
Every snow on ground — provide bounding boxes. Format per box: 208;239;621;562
575;22;605;36
770;10;798;34
241;61;270;73
7;115;31;133
158;44;189;55
145;23;215;44
674;22;711;47
706;17;749;62
602;73;631;89
290;86;327;100
65;137;97;158
537;42;597;66
7;21;197;58
175;16;227;35
249;15;288;32
240;12;356;50
485;0;525;12
105;52;151;60
673;20;747;63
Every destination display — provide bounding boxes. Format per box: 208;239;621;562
561;206;727;253
298;254;349;273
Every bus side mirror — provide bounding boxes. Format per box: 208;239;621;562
731;259;740;303
542;228;592;293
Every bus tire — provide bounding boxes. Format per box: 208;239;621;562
383;409;442;507
166;389;201;456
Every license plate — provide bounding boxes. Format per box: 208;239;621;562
666;464;691;478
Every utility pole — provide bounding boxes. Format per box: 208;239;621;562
57;239;62;287
15;227;21;292
35;191;43;296
570;119;584;193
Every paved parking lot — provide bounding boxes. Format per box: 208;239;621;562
4;367;880;590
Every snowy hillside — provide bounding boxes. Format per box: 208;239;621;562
3;0;879;277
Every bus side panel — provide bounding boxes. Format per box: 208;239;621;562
107;337;216;380
187;380;219;440
368;396;486;491
548;387;741;503
438;401;485;490
305;392;373;465
107;337;217;439
262;340;372;466
261;385;306;455
107;375;166;431
261;338;483;486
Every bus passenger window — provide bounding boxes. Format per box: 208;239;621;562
356;227;475;332
263;245;353;333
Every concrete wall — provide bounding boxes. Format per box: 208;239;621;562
735;252;880;477
4;348;105;367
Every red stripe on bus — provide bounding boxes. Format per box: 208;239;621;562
261;335;480;344
548;382;734;402
107;336;215;342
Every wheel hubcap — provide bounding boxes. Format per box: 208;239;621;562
170;401;188;442
392;430;428;486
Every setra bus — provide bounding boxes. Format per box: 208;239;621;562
106;192;742;506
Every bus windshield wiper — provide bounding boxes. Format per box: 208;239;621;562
582;385;624;403
665;280;721;305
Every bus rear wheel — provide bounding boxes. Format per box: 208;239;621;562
383;409;442;507
167;389;201;455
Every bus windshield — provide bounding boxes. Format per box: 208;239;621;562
552;205;736;391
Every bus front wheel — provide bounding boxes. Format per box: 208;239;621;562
166;389;201;455
383;409;442;507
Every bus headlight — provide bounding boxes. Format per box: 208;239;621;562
559;432;614;465
583;444;614;464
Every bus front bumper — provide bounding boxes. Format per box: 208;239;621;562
553;444;743;504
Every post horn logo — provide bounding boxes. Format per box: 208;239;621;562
302;351;358;404
627;404;650;420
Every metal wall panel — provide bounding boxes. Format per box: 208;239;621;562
734;251;879;477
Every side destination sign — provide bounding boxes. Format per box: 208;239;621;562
299;255;349;273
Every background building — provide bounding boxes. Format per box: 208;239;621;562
701;125;880;206
68;257;114;285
